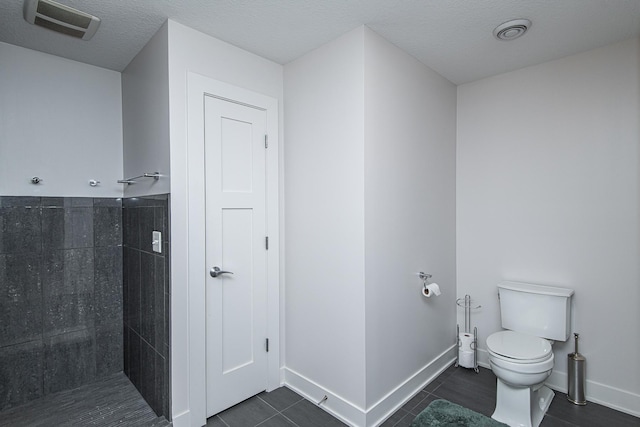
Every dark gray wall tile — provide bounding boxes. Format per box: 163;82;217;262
64;197;93;208
0;340;44;411
0;207;41;254
128;196;167;208
164;294;170;349
42;249;95;336
140;342;157;415
121;194;170;417
154;256;165;354
43;293;94;337
44;329;96;395
123;325;130;378
123;207;140;249
41;198;64;207
129;330;141;392
139;207;155;253
65;207;94;248
140;252;156;347
163;242;170;294
94;198;122;207
96;323;123;378
94;207;122;247
157;351;169;419
0;197;41;208
94;246;123;327
43;207;94;250
0;252;42;301
127;250;141;333
0;253;42;347
42;207;65;250
154;207;166;238
123;247;130;326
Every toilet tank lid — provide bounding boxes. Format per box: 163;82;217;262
498;281;574;297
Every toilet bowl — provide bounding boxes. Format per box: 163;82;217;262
487;282;574;427
487;330;555;427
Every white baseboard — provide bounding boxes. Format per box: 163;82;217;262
546;370;640;418
478;348;640;418
284;367;366;426
171;409;191;427
366;345;457;427
283;344;457;427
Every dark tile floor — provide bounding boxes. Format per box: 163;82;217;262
0;372;169;427
210;364;640;427
2;365;637;426
379;365;639;427
207;387;346;427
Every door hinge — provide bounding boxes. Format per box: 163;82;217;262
265;134;268;148
265;236;269;250
265;338;269;352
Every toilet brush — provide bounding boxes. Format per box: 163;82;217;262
567;333;587;405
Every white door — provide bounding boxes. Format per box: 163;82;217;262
204;94;268;416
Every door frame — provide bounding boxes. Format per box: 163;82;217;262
186;72;280;426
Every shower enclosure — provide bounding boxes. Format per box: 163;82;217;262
0;194;170;422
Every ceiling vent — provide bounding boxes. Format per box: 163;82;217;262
23;0;100;40
493;19;531;41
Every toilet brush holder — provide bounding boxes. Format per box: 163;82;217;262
567;333;587;405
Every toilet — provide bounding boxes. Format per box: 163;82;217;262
486;281;574;427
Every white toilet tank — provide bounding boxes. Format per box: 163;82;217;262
498;281;574;341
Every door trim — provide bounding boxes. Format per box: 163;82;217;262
186;72;280;426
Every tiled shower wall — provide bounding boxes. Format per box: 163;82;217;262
122;195;170;419
0;196;123;410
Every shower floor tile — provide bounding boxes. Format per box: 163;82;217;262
0;372;169;427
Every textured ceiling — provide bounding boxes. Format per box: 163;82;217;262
1;0;640;84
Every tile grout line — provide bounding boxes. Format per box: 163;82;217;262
255;393;304;427
279;410;302;427
253;413;282;427
216;414;231;427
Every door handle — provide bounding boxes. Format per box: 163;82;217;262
210;266;234;278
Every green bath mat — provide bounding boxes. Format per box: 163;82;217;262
410;399;508;427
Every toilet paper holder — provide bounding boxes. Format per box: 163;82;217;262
418;272;432;281
456;294;481;373
419;272;441;297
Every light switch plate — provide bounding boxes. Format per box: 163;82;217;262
152;231;162;253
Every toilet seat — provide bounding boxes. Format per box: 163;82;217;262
487;331;552;363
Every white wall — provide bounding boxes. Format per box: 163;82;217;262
0;42;123;197
457;37;640;415
121;22;170;197
284;26;367;415
165;20;284;427
363;28;457;415
284;27;458;426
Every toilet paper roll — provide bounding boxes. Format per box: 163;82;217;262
458;350;475;369
422;283;441;298
459;333;475;352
